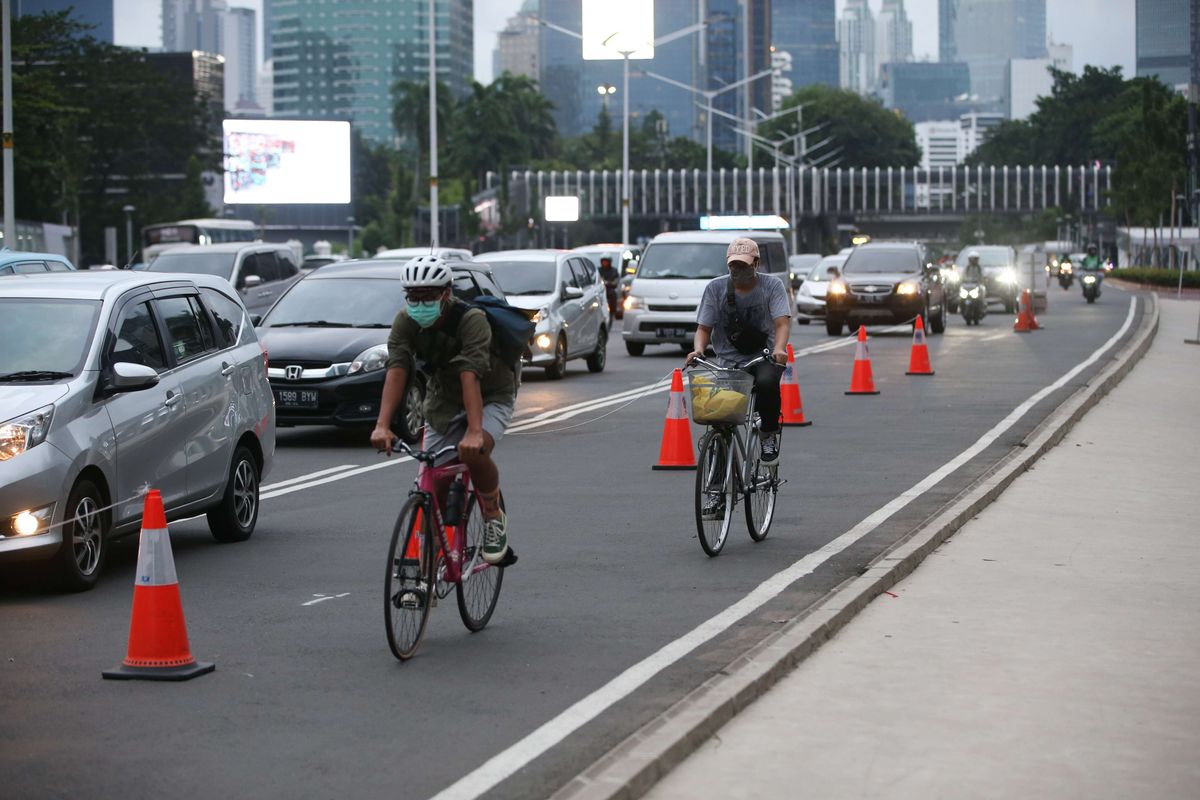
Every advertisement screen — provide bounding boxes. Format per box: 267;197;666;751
223;119;351;205
581;0;654;60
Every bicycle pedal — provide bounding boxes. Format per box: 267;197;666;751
498;547;519;568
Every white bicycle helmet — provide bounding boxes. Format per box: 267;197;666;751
400;255;452;289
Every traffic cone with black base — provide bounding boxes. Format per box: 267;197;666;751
845;326;880;395
779;343;812;426
103;490;214;681
906;315;935;375
652;368;696;470
1014;288;1040;333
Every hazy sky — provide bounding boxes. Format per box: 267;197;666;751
114;0;1137;84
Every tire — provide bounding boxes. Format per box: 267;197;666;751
625;341;645;356
586;329;607;373
929;300;947;334
695;431;735;557
385;495;436;660
207;445;260;543
55;478;109;591
545;335;567;379
743;432;777;542
1086;295;1095;304
825;317;843;336
1004;298;1015;314
455;493;505;632
796;318;810;325
396;376;425;445
679;343;693;354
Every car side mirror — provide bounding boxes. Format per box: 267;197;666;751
108;362;160;393
563;285;585;300
241;274;264;290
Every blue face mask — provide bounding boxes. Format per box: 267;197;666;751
408;299;443;328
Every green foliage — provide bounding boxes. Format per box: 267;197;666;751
1110;268;1200;288
761;85;920;168
957;210;1059;248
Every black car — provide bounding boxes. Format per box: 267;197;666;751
824;242;948;336
257;259;507;442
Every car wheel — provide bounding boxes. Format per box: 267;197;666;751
545;335;567;379
825;317;843;336
207;445;260;543
56;478;109;591
930;300;947;334
586;329;607;373
395;376;425;445
796;318;811;325
625;342;645;356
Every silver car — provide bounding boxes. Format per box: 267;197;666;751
148;242;303;316
0;272;275;590
795;254;847;323
478;250;608;379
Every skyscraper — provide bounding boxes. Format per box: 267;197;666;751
494;0;539;81
17;0;114;41
875;0;913;85
225;7;259;112
838;0;875;95
163;0;228;55
940;0;1047;111
1136;0;1192;88
271;0;474;144
771;0;837;90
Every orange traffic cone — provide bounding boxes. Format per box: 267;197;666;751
652;368;697;470
845;326;880;395
103;490;214;681
906;315;935;376
779;343;812;426
1014;288;1040;332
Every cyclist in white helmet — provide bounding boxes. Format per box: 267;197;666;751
370;255;516;564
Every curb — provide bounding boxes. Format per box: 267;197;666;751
552;294;1161;800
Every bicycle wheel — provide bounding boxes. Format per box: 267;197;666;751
695;430;735;557
744;432;778;542
385;495;436;661
456;492;505;632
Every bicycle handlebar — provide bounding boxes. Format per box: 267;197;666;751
688;348;777;372
387;439;460;463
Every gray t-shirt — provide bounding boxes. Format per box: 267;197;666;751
697;273;792;366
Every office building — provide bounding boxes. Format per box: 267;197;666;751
960;110;1004;158
17;0;114;41
839;0;875;95
494;0;539;81
272;0;474;145
915;120;961;169
163;0;228;54
940;0;1047;111
879;61;971;122
771;49;794;112
743;0;773;123
875;0;913;86
225;6;260;112
1136;0;1192;88
771;0;837;90
1007;42;1070;120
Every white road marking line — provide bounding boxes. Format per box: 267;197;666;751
261;464;359;492
428;297;1138;800
301;592;351;607
261;456;414;500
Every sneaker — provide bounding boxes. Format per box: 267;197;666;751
482;512;509;565
760;433;780;465
701;493;726;520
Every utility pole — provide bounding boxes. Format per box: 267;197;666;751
428;0;439;248
2;0;15;250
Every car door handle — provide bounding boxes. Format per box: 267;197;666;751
163;391;181;408
221;363;236;377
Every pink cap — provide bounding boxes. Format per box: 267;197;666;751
726;238;760;265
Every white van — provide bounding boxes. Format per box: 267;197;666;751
620;230;792;356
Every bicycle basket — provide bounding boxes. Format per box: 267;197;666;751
686;368;753;425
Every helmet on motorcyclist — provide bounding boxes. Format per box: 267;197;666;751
1087;243;1098;255
600;256;613;268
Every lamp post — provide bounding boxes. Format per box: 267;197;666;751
1177;192;1187;297
122;205;135;266
347;216;356;257
2;0;14;251
597;83;616;111
427;0;439;248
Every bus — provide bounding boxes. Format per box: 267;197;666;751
136;218;259;267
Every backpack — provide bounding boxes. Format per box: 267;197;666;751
443;296;536;368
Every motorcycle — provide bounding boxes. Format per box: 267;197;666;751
1081;271;1102;304
959;282;986;326
1058;261;1074;290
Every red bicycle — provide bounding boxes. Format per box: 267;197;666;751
384;440;508;661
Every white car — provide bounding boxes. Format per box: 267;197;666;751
374;246;474;262
0;272;275;590
478;250;608;379
795;254;848;324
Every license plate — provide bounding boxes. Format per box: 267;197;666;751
276;389;319;408
656;327;688;339
858;294;883;304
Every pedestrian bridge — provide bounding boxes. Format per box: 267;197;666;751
491;164;1112;224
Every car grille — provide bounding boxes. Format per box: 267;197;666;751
277;359;332;370
849;284;893;299
647;304;698;313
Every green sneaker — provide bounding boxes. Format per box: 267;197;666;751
482;512;509;565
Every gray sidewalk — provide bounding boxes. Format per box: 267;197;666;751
646;298;1200;800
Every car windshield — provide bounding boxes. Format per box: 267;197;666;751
637;243;729;279
262;278;406;328
842;249;917;274
0;298;101;378
808;258;844;281
486;260;558;295
149;251;237;279
956;248;1011;268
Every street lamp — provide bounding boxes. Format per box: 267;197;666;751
122;204;135;267
597;83;616;112
347;216;356;257
427;0;439;248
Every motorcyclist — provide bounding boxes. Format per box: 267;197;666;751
1081;244;1103;274
962;250;986;290
598;255;620;325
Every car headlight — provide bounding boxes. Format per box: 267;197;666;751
0;405;54;462
10;504;54;536
624;295;644;311
896;280;919;296
348;344;389;375
1083;275;1097;284
828;280;847;296
998;268;1017;284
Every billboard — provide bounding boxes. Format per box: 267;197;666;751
223;119;351;205
581;0;655;60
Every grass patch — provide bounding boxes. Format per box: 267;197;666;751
1110;268;1200;289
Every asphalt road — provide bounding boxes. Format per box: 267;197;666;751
0;284;1144;800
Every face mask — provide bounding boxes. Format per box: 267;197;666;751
408;299;443;328
730;265;756;288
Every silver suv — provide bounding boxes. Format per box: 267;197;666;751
148;242;303;315
0;272;275;590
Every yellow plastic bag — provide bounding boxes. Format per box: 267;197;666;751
690;385;749;424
